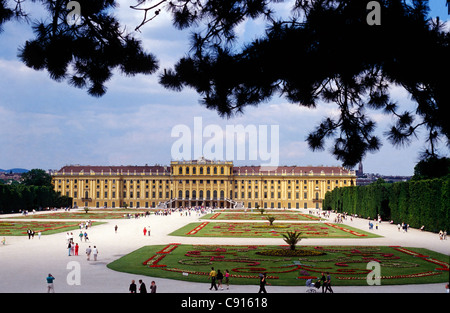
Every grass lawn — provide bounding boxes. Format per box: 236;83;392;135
169;222;380;238
0;220;104;236
202;212;322;221
107;244;449;286
7;212;131;219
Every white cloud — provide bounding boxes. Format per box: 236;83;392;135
0;0;447;176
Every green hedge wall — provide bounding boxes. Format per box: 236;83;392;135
0;184;72;214
323;178;450;233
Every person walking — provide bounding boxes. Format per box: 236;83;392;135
150;281;157;293
74;243;79;256
143;227;147;236
258;273;267;293
139;279;147;293
217;269;224;290
320;272;326;293
46;274;55;293
225;269;230;290
92;246;98;261
129;280;137;293
209;267;218;291
86;246;92;260
114;225;118;233
325;272;334;293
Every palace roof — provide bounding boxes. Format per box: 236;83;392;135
232;166;353;176
57;165;170;175
55;164;354;176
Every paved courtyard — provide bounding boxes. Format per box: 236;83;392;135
0;209;449;293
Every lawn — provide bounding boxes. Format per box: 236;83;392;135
7;211;131;219
202;212;322;221
0;220;103;236
169;222;380;238
107;244;450;286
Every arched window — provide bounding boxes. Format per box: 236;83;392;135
213;167;217;174
178;167;183;174
207;167;210;174
192;190;196;199
186;190;190;199
200;167;203;174
193;167;196;174
220;190;224;199
220;167;224;174
178;190;182;199
213;190;217;199
199;190;204;199
206;190;211;199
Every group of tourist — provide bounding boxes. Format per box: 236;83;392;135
397;222;410;232
305;272;333;293
85;245;98;261
78;220;93;230
208;267;230;291
129;279;157;293
26;228;40;239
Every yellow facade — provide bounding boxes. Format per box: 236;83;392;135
52;159;355;209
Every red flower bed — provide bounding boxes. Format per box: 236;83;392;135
186;222;209;235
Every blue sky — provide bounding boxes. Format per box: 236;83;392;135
0;0;448;175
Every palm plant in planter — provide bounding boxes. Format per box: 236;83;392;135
282;231;302;250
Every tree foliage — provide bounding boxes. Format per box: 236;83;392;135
155;0;450;167
0;0;448;166
5;0;158;97
0;183;72;213
21;169;52;187
412;156;450;180
323;177;450;233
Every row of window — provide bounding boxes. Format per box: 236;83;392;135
175;166;228;175
71;189;321;201
56;178;351;185
75;201;321;210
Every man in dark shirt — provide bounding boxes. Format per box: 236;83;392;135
139;279;147;293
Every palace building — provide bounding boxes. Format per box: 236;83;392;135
52;158;356;210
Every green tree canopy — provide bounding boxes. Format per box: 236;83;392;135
413;156;450;180
0;0;448;167
21;169;52;187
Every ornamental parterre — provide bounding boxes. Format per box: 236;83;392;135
179;222;375;238
137;244;449;285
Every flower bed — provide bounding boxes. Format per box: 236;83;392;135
256;248;326;257
106;244;450;286
202;212;321;221
0;220;100;236
174;222;378;238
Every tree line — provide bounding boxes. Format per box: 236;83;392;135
323;177;449;233
0;169;72;214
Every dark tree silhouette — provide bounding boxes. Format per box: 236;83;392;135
0;0;448;167
4;0;159;97
155;0;450;167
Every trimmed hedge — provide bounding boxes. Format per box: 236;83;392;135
323;178;450;233
0;184;72;214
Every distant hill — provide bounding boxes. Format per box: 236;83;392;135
0;168;29;174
